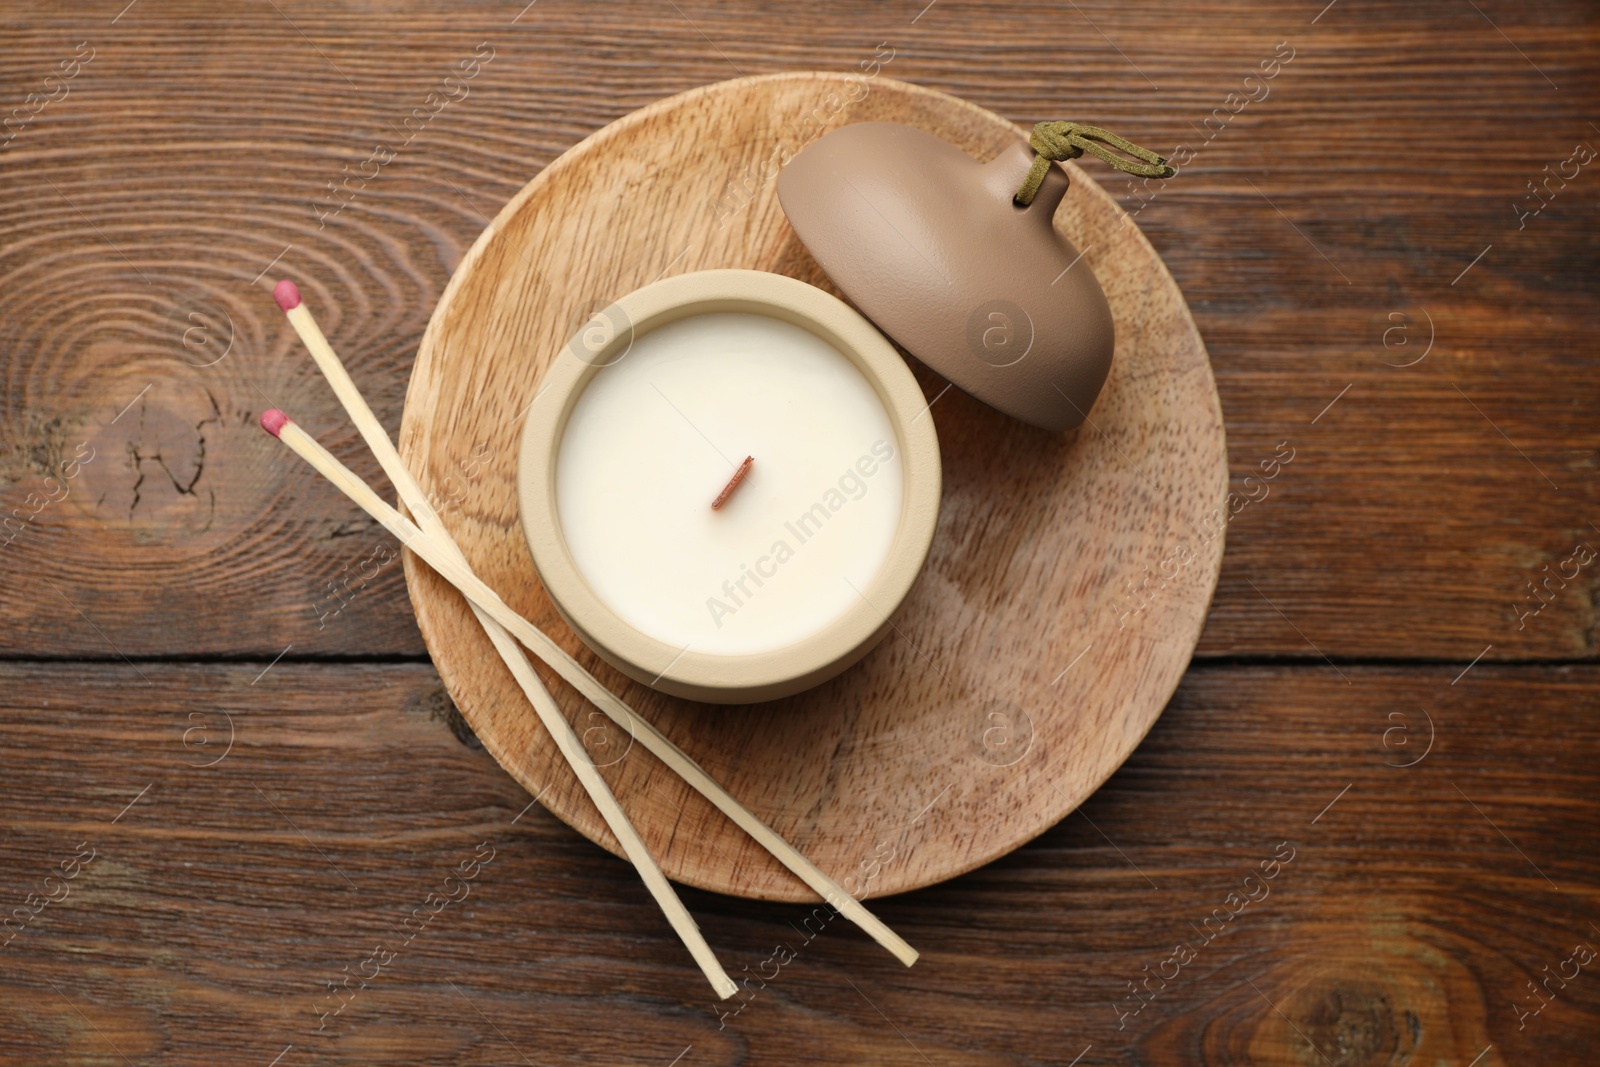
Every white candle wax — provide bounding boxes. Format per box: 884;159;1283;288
555;311;904;656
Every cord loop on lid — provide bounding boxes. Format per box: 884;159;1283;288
1014;121;1176;206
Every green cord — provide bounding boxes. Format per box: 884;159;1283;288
1014;121;1176;206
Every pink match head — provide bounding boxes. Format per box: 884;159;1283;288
273;279;302;312
260;409;291;438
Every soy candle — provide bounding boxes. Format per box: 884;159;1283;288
557;310;903;654
519;270;940;704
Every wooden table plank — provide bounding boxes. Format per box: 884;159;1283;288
0;1;1595;661
0;661;1595;1064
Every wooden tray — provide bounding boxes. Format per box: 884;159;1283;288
399;73;1226;902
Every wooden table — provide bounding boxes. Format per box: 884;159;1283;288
1;2;1595;1063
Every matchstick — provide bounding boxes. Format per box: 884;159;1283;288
263;408;735;999
272;280;916;968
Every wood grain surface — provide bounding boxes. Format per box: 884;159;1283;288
1;0;1597;1064
399;71;1226;901
0;662;1595;1065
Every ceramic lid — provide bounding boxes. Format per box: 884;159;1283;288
777;122;1115;432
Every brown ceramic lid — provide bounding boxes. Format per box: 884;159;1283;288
777;121;1114;431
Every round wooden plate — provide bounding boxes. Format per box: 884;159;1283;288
400;73;1226;902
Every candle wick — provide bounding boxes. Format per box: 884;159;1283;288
712;456;754;510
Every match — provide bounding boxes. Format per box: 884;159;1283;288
270;281;916;970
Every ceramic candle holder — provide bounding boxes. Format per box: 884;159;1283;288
519;269;941;704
